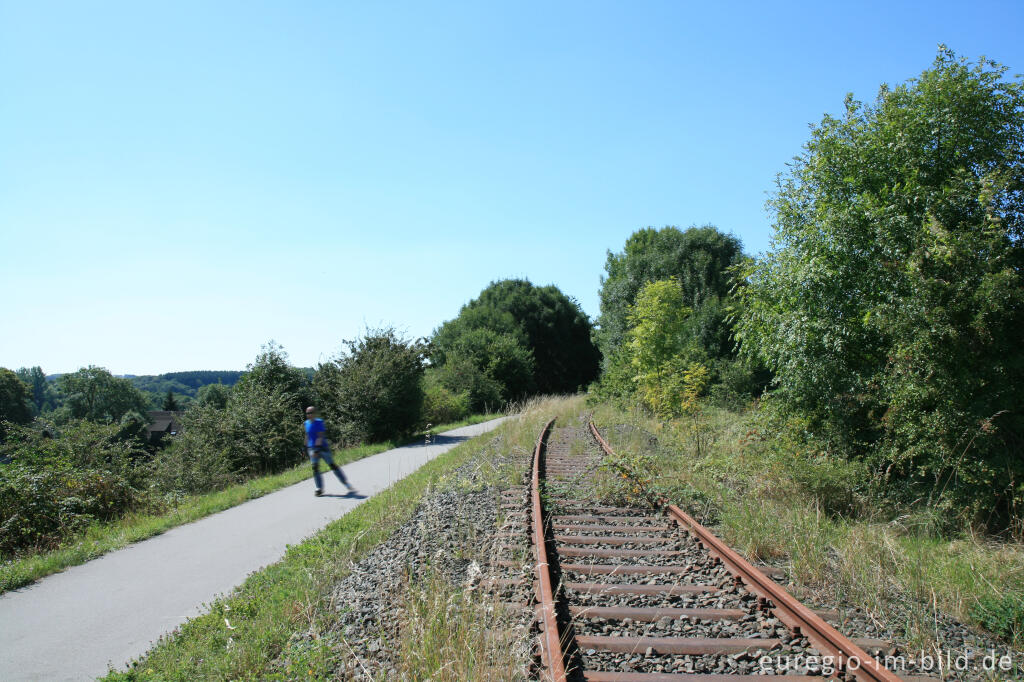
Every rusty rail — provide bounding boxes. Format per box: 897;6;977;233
531;418;566;682
588;421;902;682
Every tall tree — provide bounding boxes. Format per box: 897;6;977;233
736;48;1024;517
15;366;56;414
0;368;33;426
55;366;150;424
162;389;178;411
597;225;743;366
432;279;600;395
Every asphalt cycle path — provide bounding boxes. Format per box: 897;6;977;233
0;417;508;681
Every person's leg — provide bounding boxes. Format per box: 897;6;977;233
319;448;352;489
308;448;324;492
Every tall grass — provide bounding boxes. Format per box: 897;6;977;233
591;401;1024;650
386;570;529;681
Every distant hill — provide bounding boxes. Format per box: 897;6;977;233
123;371;243;409
128;371;244;398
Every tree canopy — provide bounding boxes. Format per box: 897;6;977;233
432;279;600;396
735;48;1024;518
0;368;33;427
14;366;57;415
314;328;425;444
596;225;744;365
234;342;311;414
54;367;150;425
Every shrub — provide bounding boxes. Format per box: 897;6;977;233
234;341;311;414
153;385;304;495
971;592;1024;644
315;328;425;444
421;371;470;425
0;464;137;553
430;356;502;415
150;405;238;495
0;420;148;554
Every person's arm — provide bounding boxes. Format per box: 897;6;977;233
315;420;326;448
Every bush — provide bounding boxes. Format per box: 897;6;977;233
153;384;304;495
430;356;502;415
235;342;311;414
432;328;535;402
227;382;304;475
971;592;1024;644
0;420;148;554
315;328;425;444
420;371;470;426
150;405;238;495
0;464;138;553
1;419;149;484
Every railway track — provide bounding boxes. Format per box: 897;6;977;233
503;418;934;682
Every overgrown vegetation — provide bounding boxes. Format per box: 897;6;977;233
313;327;425;445
386;570;525;681
0;420;149;553
735;48;1024;525
590;401;1024;651
596;49;1024;532
0;414;499;593
593;225;768;409
0;334;489;581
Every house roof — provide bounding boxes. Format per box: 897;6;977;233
147;410;182;434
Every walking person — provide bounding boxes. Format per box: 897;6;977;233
305;406;356;496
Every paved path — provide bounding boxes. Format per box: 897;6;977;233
0;418;507;681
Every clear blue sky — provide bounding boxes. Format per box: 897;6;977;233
2;1;1022;375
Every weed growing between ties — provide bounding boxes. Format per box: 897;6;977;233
102;397;581;681
589;400;1024;652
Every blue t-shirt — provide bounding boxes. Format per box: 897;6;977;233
305;418;326;448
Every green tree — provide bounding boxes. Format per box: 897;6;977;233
15;366;57;414
54;367;149;425
432;279;599;395
314;328;425;444
0;368;33;427
162;389;178;411
235;341;311;414
736;48;1024;518
195;382;231;410
597;225;743;365
625;279;709;417
437;327;535;402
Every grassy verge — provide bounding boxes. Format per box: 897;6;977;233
385;569;528;681
0;414;501;594
590;400;1024;651
100;398;570;680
